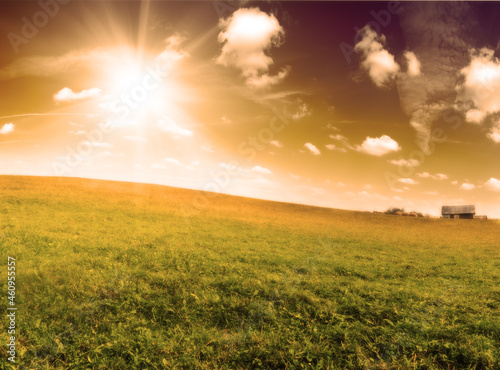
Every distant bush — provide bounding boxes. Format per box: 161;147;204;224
385;207;404;214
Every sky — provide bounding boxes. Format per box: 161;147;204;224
1;1;500;218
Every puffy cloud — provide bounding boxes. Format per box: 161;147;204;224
304;142;321;155
251;165;272;175
417;172;448;180
355;135;400;156
389;158;420;167
270;140;283;148
355;26;400;87
460;182;475;190
405;51;421;77
484;177;500;191
465;109;486;124
398;178;418;185
458;48;500;118
488;121;500;143
157;118;193;138
0;123;14;134
217;8;289;89
53;87;101;103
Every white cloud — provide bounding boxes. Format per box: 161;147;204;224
389;158;420;167
354;26;400;87
124;136;147;142
458;48;500;120
488;121;500;143
0;123;14;134
251;165;272;175
417;172;448;180
404;51;421;77
157;118;193;138
304;142;320;155
53;87;101;103
217;7;289;89
484;177;500;191
398;178;418;185
325;144;346;153
355;135;400;156
465;109;486;125
270;140;283;148
460;182;475;190
329;134;348;141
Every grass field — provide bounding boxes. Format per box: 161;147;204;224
1;175;499;369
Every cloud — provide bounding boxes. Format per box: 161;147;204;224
53;87;101;103
488;121;500;143
405;51;421;77
457;48;500;119
389;158;420;167
157;118;193;138
0;123;14;135
124;136;147;142
291;103;311;121
217;7;289;88
270;140;283;148
465;109;486;124
325;144;346;152
417;172;448;180
355;135;400;156
251;165;272;175
246;66;290;89
398;178;418;185
304;142;320;155
82;141;112;148
165;158;181;165
396;3;472;154
460;182;475;190
354;26;400;87
484;177;500;191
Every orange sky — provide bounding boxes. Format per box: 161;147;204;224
1;1;500;217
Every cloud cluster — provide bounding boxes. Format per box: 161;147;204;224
404;51;421;77
217;8;289;89
53;87;101;103
354;26;400;87
355;135;400;156
417;172;448;180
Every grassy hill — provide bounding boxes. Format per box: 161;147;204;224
1;175;499;369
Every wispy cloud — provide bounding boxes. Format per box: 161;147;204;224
304;142;320;155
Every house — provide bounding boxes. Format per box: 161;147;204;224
441;205;475;219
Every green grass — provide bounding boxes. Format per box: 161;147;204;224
1;175;499;369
